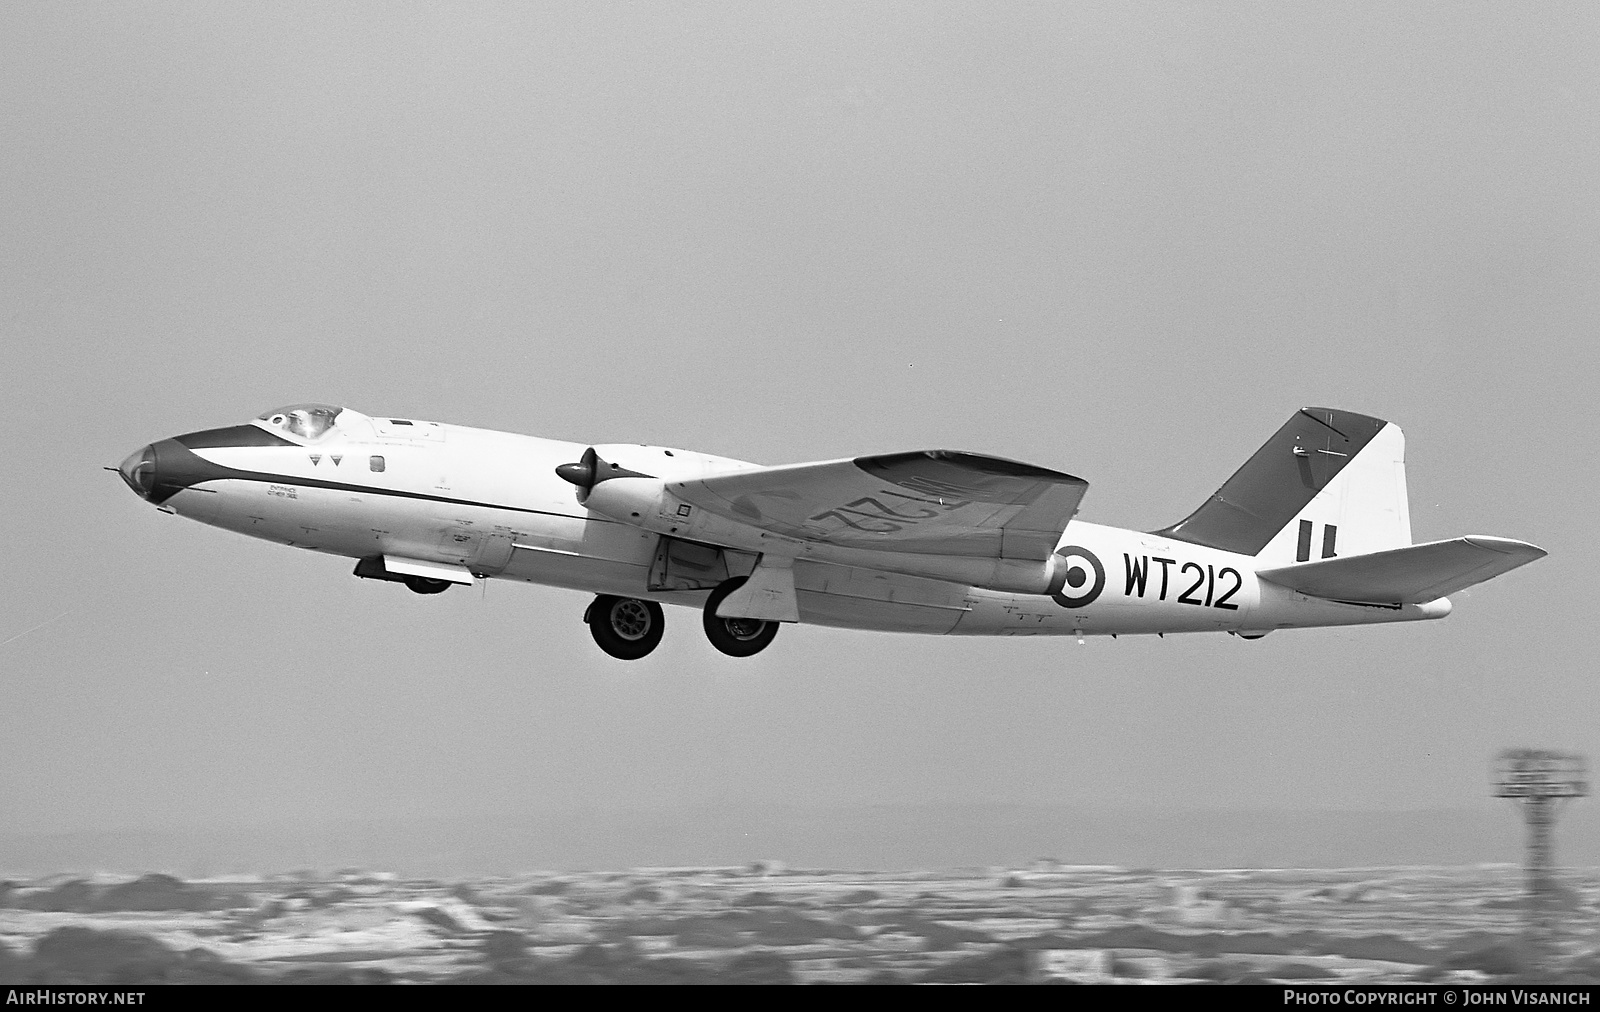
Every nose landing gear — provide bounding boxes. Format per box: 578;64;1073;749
585;595;666;660
702;577;780;657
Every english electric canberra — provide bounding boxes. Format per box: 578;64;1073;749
115;405;1543;659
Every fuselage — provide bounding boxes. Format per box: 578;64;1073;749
116;404;1450;643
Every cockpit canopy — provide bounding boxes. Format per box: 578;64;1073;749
256;403;344;441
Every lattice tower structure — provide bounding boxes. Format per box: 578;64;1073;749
1493;748;1587;973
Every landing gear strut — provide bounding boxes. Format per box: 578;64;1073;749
702;577;780;657
586;595;665;660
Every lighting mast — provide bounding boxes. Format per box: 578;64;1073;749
1493;748;1587;973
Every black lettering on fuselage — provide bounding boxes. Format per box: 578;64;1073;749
1119;552;1245;612
1151;557;1176;600
1177;562;1206;605
1214;567;1242;609
1124;554;1149;597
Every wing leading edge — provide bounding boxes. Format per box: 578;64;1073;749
672;450;1088;561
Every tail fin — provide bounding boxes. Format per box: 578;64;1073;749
1153;407;1411;563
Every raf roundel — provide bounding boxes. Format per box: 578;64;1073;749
1050;546;1105;609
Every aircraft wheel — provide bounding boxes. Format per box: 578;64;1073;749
404;575;452;595
702;577;780;657
586;595;665;660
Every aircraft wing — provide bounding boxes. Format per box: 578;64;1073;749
671;450;1089;560
1255;536;1546;605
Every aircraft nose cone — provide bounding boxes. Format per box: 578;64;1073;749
117;444;158;499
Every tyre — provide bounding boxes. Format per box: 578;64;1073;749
404;575;452;595
702;577;780;657
586;595;665;660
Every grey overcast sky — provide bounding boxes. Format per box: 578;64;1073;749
2;2;1597;866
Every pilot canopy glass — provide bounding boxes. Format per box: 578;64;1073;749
257;403;344;440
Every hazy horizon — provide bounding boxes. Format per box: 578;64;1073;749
2;800;1587;878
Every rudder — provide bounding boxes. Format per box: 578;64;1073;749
1153;407;1411;563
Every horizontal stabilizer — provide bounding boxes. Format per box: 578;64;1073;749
1256;537;1545;605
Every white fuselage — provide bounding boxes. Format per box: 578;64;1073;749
145;411;1449;639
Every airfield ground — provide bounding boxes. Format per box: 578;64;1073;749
1;863;1597;983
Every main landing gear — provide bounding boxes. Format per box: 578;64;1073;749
702;577;779;658
586;595;666;660
404;575;452;595
581;578;782;660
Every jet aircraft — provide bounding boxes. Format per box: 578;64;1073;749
115;405;1544;659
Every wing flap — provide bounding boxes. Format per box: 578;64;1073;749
675;450;1088;560
1256;536;1545;604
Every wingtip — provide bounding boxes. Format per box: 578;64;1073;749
1462;536;1547;561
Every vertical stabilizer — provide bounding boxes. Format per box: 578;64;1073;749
1153;407;1412;563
